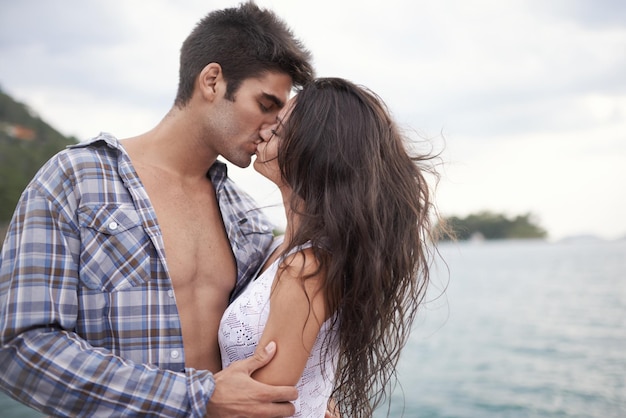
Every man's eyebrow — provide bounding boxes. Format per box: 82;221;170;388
261;92;285;108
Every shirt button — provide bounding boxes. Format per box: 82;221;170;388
107;221;118;231
167;289;174;298
262;224;270;232
171;350;180;359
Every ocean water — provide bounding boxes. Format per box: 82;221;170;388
375;238;626;418
1;239;625;417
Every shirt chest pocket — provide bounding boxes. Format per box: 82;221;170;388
78;204;151;292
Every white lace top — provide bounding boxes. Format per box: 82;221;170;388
219;241;338;417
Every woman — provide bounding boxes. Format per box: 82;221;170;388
219;78;441;417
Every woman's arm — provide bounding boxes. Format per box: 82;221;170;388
252;248;328;385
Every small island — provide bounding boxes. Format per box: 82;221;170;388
437;211;547;241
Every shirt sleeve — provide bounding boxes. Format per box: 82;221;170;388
0;160;213;417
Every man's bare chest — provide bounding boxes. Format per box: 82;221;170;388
141;175;236;289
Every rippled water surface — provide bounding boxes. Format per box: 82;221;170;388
375;239;626;417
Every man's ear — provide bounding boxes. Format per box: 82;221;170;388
197;62;224;101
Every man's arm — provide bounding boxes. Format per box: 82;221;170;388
0;329;295;417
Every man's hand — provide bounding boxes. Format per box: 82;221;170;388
206;341;298;417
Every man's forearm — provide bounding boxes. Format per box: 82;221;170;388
0;328;214;417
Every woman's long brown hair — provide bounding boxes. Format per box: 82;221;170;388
278;78;441;417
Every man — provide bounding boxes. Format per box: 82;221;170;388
0;2;314;416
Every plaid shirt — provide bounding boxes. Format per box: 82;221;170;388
0;133;274;417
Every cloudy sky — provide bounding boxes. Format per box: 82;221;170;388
1;0;624;240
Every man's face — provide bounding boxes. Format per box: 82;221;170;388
211;72;293;168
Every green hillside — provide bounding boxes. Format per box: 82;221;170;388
0;87;77;223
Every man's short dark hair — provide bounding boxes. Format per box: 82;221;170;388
175;1;314;106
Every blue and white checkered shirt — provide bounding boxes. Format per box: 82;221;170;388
0;133;274;417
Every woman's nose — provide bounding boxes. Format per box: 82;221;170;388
259;124;276;142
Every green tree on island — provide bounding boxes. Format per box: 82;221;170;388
439;211;547;241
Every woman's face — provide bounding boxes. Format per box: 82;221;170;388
253;97;295;186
